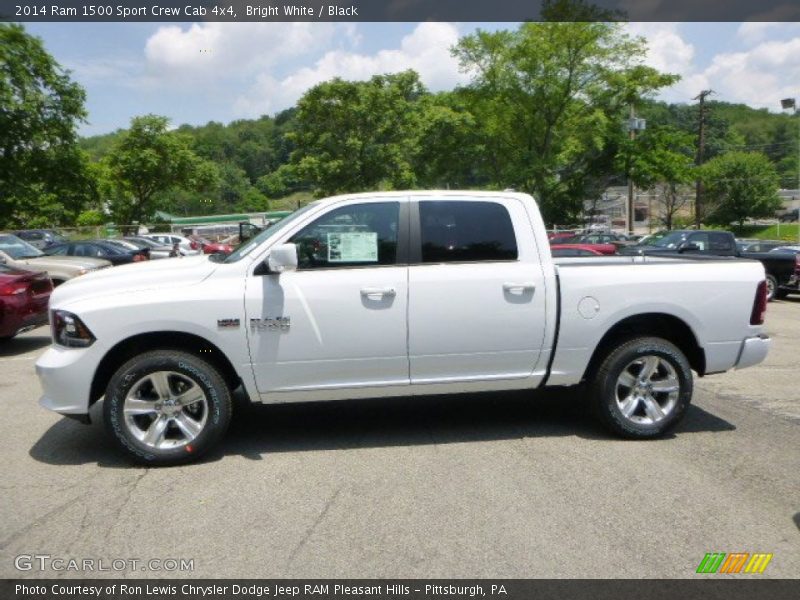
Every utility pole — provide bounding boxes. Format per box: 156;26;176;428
694;90;714;228
625;105;646;235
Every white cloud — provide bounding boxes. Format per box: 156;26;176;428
142;22;337;84
629;23;799;108
700;37;800;109
233;22;467;118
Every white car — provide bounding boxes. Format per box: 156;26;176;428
36;191;771;465
140;233;201;256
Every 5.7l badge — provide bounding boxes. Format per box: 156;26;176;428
250;317;291;331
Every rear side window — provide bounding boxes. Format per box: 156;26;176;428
420;201;517;263
709;233;734;253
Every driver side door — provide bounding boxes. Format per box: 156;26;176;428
244;199;410;397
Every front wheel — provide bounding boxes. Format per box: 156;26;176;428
590;337;693;439
103;350;232;465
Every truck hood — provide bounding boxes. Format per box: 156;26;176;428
51;255;219;309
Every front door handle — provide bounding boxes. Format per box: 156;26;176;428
360;287;397;298
503;282;536;292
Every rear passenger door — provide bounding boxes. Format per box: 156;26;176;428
407;197;548;384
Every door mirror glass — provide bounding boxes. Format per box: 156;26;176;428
267;243;298;273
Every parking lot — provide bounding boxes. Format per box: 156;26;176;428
0;300;798;579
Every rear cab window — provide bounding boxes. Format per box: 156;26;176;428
419;201;518;263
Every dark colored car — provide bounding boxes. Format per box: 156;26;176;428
743;248;800;300
623;229;799;301
0;264;53;340
13;229;67;249
621;230;739;257
779;208;799;222
43;240;149;266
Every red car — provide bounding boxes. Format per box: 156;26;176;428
556;235;617;255
550;244;605;257
0;265;53;340
190;236;235;255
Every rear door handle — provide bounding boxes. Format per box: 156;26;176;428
360;287;396;297
503;282;536;292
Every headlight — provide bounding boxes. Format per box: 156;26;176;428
77;268;88;276
51;310;95;348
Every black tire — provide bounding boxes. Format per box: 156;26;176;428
765;275;777;302
103;350;232;466
590;336;693;439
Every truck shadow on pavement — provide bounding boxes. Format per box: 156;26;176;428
0;333;50;357
29;388;736;468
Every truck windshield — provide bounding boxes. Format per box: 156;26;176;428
223;203;318;264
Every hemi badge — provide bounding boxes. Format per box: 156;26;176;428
217;318;240;329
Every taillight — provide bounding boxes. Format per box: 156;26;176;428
133;253;147;262
750;280;768;325
190;240;198;250
795;254;800;275
0;281;29;296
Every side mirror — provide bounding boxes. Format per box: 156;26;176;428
678;242;700;253
267;243;298;273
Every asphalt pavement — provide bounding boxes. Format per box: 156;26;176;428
1;300;798;578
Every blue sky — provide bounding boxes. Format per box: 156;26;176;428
24;21;800;137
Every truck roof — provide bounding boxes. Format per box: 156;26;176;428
316;190;536;204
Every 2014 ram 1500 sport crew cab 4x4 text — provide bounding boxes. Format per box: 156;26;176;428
36;192;771;465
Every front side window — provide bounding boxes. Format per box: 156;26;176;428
420;201;518;263
290;202;400;270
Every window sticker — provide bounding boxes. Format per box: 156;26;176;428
327;232;378;262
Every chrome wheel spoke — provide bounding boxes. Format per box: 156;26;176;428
174;383;204;407
651;376;680;394
149;371;172;400
620;395;639;418
618;371;637;389
142;415;169;446
124;398;158;416
641;395;666;422
638;356;660;381
173;413;203;440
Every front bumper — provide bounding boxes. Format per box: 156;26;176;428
735;334;771;370
35;344;101;417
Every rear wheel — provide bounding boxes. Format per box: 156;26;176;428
765;275;777;301
590;337;693;438
103;350;232;465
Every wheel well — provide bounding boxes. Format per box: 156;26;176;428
582;313;706;382
89;331;241;405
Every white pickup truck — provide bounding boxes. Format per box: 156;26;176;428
36;192;771;465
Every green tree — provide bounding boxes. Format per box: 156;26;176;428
289;71;425;196
701;152;782;227
103;115;218;226
619;125;695;229
453;21;678;224
0;24;96;227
